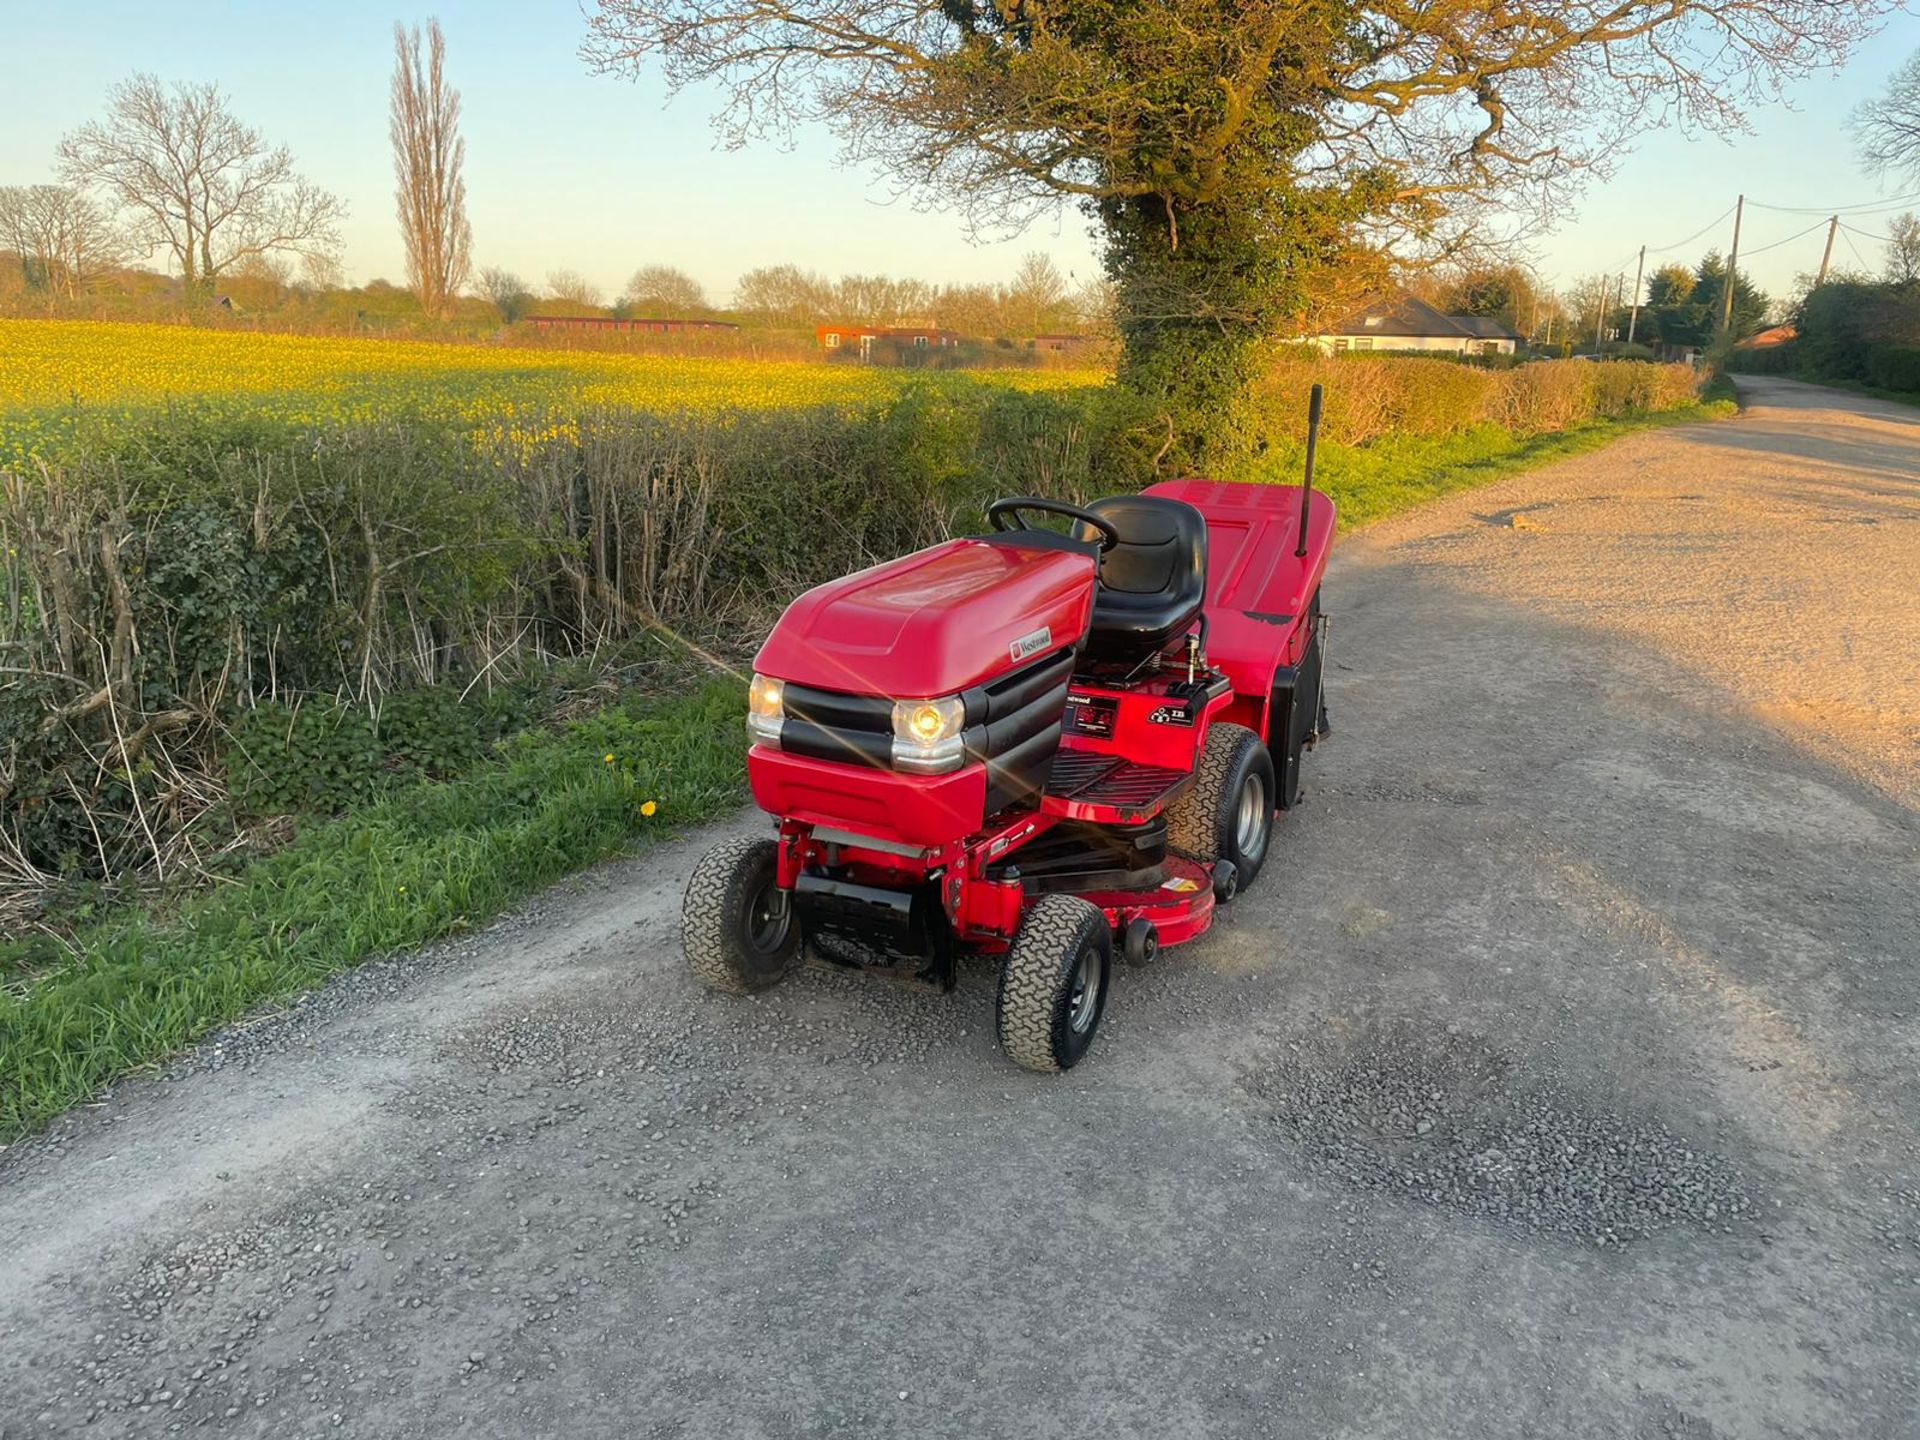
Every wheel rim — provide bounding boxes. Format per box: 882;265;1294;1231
1234;771;1269;862
743;881;790;954
1067;943;1104;1035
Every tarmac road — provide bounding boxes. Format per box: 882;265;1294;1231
3;375;1917;1439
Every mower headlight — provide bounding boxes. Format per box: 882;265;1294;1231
891;695;966;774
747;673;785;747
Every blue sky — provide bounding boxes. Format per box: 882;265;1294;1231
5;0;1919;306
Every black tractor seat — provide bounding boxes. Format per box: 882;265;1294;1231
1072;495;1208;664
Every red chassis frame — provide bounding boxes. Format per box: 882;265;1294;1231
746;476;1335;964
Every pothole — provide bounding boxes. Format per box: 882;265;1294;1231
1245;1019;1757;1246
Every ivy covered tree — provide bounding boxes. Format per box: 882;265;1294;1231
585;0;1890;462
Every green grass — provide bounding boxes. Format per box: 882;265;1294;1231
1257;390;1740;531
0;678;746;1141
0;384;1738;1142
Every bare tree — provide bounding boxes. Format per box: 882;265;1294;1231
299;251;347;293
0;184;124;303
391;19;472;319
621;263;707;314
1006;251;1067;336
733;263;832;324
1887;213;1920;285
930;282;1002;337
1067;275;1118;337
1563;274;1616;348
477;265;535;321
1856;50;1920;181
58;74;343;296
831;273;937;324
545;269;604;307
585;0;1892;460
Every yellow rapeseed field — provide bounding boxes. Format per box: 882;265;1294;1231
0;319;1103;465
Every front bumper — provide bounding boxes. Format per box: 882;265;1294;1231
746;745;986;850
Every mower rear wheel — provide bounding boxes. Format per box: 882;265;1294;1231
996;895;1112;1073
682;837;800;996
1165;721;1277;895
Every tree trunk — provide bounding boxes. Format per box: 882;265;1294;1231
1101;187;1356;474
1100;195;1280;472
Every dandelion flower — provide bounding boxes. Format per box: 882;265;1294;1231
640;800;658;817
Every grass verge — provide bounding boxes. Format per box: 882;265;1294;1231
0;678;745;1141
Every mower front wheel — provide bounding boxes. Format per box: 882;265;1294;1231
1166;721;1277;895
996;895;1112;1073
682;837;801;996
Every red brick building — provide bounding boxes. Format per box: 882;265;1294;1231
815;324;960;360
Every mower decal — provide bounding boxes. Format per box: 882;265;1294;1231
1009;626;1053;662
1161;876;1202;893
1147;704;1196;727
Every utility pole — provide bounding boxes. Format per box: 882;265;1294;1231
1719;194;1744;338
1593;273;1610;351
1816;216;1839;288
1626;245;1646;346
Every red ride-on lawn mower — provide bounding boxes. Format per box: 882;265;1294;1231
682;388;1336;1072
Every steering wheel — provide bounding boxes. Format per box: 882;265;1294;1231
986;496;1122;552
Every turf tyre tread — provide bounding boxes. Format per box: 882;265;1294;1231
1165;722;1263;861
682;836;798;996
996;894;1110;1073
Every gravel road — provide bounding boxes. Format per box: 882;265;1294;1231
4;375;1917;1439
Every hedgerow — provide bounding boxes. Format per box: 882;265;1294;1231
2;354;1707;910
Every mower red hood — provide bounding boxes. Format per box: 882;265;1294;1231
755;538;1095;699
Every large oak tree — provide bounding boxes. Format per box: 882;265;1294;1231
585;0;1890;461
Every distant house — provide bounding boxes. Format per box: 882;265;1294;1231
816;323;960;360
523;315;739;334
1738;323;1798;349
1029;333;1088;355
1306;291;1522;357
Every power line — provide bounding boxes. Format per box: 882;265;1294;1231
1839;228;1873;271
1737;218;1832;257
1744;190;1920;217
1641;205;1737;258
1838;221;1892;245
1571;190;1912;290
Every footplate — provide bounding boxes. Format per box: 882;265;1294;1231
1041;752;1192;824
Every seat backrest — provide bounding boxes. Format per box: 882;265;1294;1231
1069;496;1208;664
1074;495;1207;600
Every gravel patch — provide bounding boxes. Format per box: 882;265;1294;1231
1248;1019;1757;1245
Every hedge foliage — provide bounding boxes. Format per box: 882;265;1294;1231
1;357;1704;893
1727;279;1920;392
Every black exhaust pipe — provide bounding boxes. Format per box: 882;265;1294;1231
1296;382;1322;559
